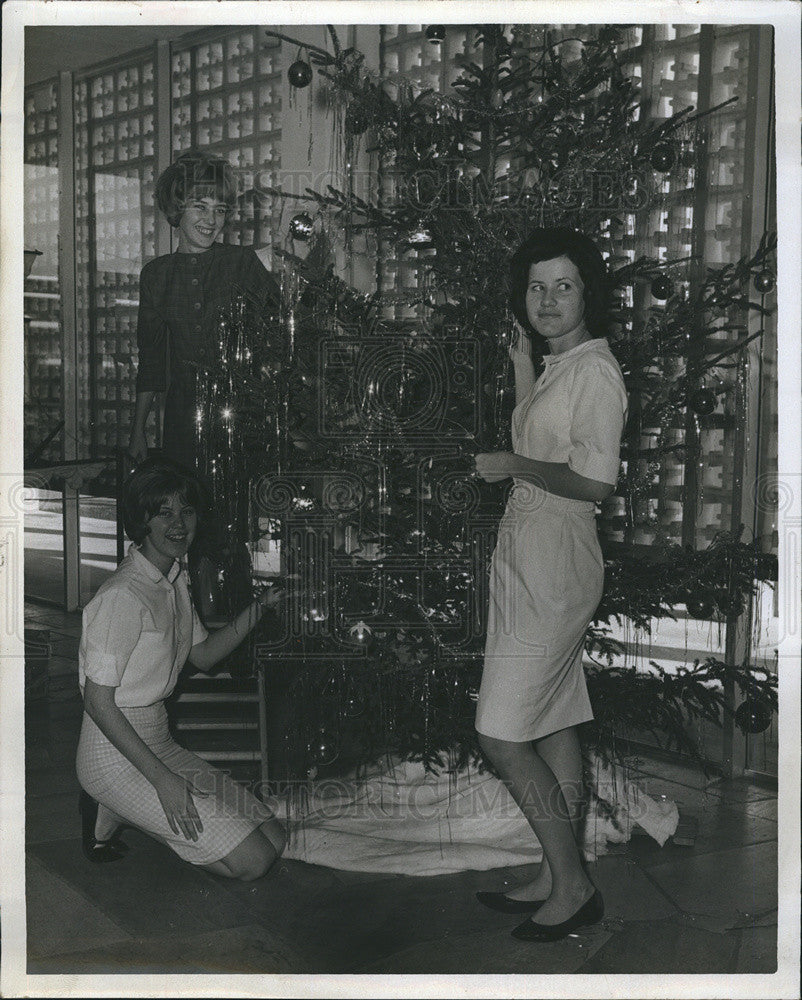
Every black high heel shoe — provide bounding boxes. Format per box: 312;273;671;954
476;891;545;915
511;889;604;942
78;790;129;863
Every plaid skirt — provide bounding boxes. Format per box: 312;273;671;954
76;702;275;866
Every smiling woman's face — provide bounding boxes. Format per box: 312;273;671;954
525;255;586;342
176;195;227;253
140;492;197;574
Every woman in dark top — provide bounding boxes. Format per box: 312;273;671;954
128;150;279;467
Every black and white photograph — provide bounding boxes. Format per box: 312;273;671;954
1;1;799;996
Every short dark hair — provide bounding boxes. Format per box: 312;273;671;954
155;150;237;227
122;457;206;545
509;228;610;339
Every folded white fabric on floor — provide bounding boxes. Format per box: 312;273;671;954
281;754;679;876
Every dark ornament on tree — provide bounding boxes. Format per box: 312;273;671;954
345;102;371;136
716;589;743;619
425;25;446;43
288;59;313;89
689;388;717;416
685;590;716;620
734;699;772;735
651;275;674;300
753;269;775;294
650;142;675;172
289;212;314;241
490;88;504;111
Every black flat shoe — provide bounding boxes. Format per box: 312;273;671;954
476;891;545;915
511;889;604;942
78;790;128;863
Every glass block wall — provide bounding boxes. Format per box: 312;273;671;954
24;79;62;464
74;58;157;458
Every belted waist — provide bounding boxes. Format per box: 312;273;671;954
506;480;597;518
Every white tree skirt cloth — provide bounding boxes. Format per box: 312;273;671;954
280;754;678;876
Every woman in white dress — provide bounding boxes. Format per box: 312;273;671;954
473;228;628;941
76;458;285;880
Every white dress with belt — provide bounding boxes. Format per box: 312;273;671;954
76;544;274;865
475;337;628;743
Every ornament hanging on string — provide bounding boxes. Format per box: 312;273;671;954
753;269;775;294
308;727;340;767
650;142;675;172
689;387;717;416
288;58;313;89
685;589;715;620
734;698;772;735
651;274;674;300
425;25;446;43
289;212;314;241
344;687;367;718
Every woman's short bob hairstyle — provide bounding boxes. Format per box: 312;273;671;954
155;150;237;227
510;227;610;339
122;457;206;546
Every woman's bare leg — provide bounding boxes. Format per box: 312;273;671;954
94;803;127;841
200;819;286;881
502;725;585;902
479;730;593;924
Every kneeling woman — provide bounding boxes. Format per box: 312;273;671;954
76;459;285;881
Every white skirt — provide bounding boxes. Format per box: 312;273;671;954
76;702;275;866
475;482;603;742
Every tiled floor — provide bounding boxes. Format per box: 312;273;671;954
23;603;779;976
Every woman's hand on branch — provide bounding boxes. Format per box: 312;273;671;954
154;769;209;842
474;452;516;483
508;325;533;365
257;582;284;612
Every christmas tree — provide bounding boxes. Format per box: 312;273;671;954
199;24;777;778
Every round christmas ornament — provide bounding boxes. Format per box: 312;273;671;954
650;142;675;172
309;728;339;766
288;59;313;88
753;269;775;294
689;387;717;416
344;688;367;718
734;698;773;735
685;590;716;620
425;25;446;43
289;212;314;241
651;274;674;300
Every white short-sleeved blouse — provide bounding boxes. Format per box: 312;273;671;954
512;337;628;485
78;545;208;708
